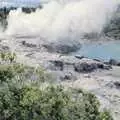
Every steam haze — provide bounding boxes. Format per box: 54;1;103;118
2;0;120;42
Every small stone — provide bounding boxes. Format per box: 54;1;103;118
114;82;120;89
75;55;85;59
50;60;64;71
109;59;119;66
22;41;37;48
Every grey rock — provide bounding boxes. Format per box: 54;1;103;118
49;60;64;71
74;62;112;73
114;82;120;89
109;59;120;66
43;41;81;54
2;46;9;50
75;55;85;59
104;61;110;65
61;72;77;81
103;65;112;70
22;41;37;48
48;56;112;73
93;58;102;62
74;62;98;73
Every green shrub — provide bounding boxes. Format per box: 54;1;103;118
0;56;52;84
0;52;113;120
100;110;113;120
0;82;113;120
0;52;16;63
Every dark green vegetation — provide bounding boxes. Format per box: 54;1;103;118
0;6;42;30
0;52;113;120
104;5;120;39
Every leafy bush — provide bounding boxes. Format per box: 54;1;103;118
103;7;120;39
0;52;52;84
0;83;113;120
0;52;113;120
0;52;16;63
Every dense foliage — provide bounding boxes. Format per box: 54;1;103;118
0;52;113;120
104;5;120;39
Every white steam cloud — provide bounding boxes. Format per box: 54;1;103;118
3;0;120;41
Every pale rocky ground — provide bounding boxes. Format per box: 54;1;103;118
62;66;120;120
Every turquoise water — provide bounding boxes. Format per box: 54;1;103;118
76;41;120;61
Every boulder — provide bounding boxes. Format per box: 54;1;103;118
48;56;112;73
74;62;98;73
74;62;112;73
109;59;120;66
43;41;81;54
